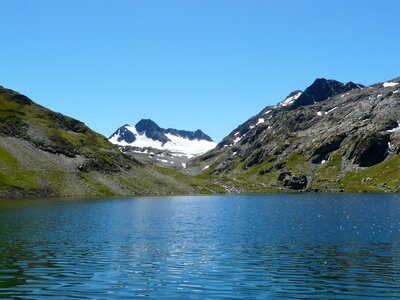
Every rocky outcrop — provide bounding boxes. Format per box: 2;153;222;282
278;172;308;190
349;133;390;167
311;133;347;163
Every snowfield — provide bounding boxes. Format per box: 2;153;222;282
383;82;399;88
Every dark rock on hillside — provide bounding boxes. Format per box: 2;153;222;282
278;171;308;190
0;86;33;105
0;115;28;138
349;133;390;167
44;111;89;133
283;175;308;190
311;133;347;163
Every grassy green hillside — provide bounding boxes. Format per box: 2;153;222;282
0;86;222;198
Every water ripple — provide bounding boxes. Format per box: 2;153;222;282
1;194;400;299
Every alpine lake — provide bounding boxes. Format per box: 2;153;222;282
1;194;400;299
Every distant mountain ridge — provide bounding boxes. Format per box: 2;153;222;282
133;119;212;144
110;119;214;148
109;119;216;168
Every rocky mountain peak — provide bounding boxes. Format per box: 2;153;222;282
135;119;169;143
289;78;363;109
135;119;161;133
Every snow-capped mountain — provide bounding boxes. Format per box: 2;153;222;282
109;119;217;168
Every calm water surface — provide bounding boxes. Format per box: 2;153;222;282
1;194;400;299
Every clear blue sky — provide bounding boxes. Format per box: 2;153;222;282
1;0;399;141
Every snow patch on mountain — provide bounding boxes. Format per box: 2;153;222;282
383;82;398;88
278;91;302;107
256;118;265;125
387;122;400;133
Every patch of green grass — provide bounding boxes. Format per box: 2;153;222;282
151;165;226;194
97;154;113;166
315;150;343;180
0;146;18;167
80;173;115;196
0;146;39;190
287;136;299;143
340;156;400;192
286;152;310;175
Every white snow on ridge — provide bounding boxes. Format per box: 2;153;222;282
109;126;217;156
164;133;216;155
233;136;242;145
383;82;399;88
279;92;302;107
256;118;265;125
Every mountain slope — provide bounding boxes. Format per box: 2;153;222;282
109;119;216;168
0;86;212;198
191;77;400;192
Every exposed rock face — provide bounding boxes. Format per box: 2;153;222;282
311;133;347;163
289;79;362;109
349;133;390;167
277;171;308;190
283;175;308;190
135;119;170;144
113;125;136;144
191;77;400;192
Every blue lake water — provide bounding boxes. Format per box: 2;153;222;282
1;194;400;299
